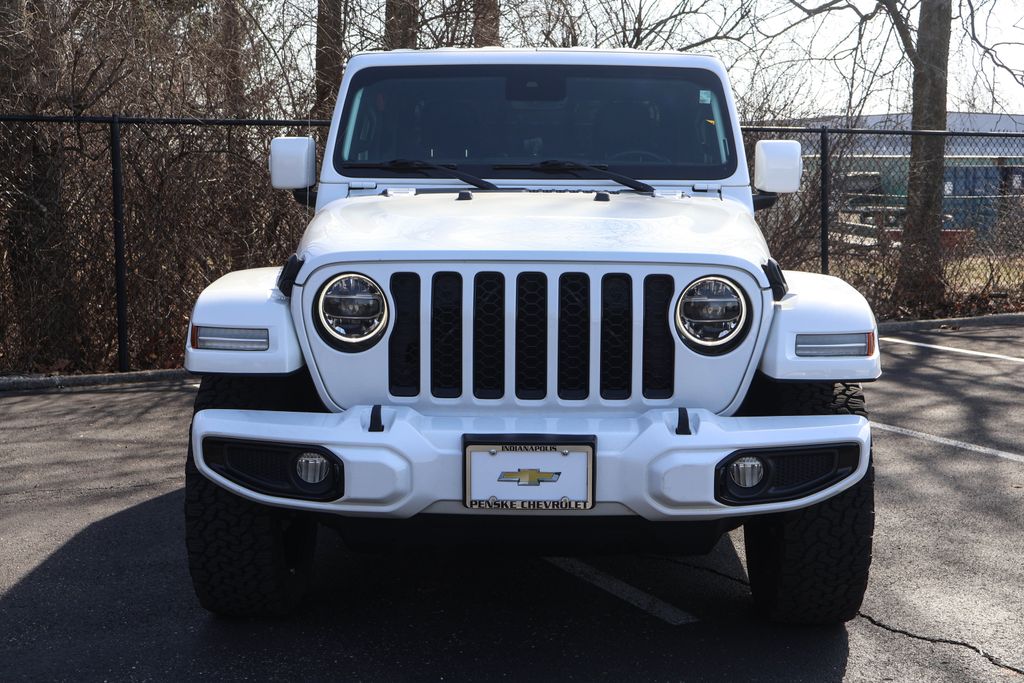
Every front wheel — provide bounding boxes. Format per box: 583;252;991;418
185;450;317;616
184;373;323;617
740;379;875;624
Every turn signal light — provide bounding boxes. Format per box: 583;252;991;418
795;332;874;357
191;325;269;351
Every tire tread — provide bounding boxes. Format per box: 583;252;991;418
742;377;875;624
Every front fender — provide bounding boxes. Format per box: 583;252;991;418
185;267;304;375
759;271;881;382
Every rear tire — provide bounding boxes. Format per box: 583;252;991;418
184;372;324;617
739;377;874;624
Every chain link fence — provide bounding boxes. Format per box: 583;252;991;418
746;126;1024;321
2;116;1023;375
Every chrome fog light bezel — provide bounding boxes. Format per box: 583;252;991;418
674;275;750;354
314;272;389;352
728;456;765;488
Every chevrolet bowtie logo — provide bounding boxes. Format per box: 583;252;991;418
497;468;561;486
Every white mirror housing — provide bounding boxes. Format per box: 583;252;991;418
753;140;803;194
269;137;317;190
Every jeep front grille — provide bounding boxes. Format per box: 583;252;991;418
557;273;590;400
641;275;676;399
472;272;505;399
387;269;678;401
388;273;421;397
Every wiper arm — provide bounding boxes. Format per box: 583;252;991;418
341;159;497;191
493;160;655;194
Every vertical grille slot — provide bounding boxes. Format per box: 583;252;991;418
600;274;632;400
473;272;505;399
430;272;462;398
642;275;675;399
515;272;547;399
388;273;420;397
558;273;590;400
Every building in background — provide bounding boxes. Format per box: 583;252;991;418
778;112;1024;236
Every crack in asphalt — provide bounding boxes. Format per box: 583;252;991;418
649;554;1024;676
858;612;1024;676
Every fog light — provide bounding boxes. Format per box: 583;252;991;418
295;453;330;484
729;456;764;488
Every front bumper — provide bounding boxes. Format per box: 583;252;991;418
191;407;870;522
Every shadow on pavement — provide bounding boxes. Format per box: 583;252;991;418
0;489;851;681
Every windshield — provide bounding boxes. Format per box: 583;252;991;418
334;64;738;182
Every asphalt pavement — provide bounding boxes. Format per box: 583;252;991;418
1;322;1023;681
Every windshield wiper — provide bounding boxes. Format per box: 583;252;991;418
493;160;655;194
341;159;497;191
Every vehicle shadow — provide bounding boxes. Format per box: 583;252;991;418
0;489;850;681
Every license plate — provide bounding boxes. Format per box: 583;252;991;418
463;435;595;511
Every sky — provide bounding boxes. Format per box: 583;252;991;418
739;0;1024;116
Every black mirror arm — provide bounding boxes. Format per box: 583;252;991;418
292;186;317;208
752;191;778;212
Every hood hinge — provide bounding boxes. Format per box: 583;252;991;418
692;183;723;197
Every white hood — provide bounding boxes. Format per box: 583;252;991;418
296;192;771;280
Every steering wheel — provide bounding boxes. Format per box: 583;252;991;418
608;150;672;163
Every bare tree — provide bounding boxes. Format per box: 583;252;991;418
385;0;419;48
766;0;1024;309
315;0;348;117
896;0;953;309
473;0;500;46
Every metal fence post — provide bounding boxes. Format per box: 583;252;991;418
819;126;830;275
110;115;129;372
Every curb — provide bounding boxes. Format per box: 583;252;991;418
0;368;189;393
877;312;1024;334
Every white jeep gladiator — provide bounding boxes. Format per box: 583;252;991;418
184;48;880;623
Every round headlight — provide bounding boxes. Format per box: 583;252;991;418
316;273;388;348
675;276;748;350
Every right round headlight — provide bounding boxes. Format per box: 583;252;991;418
675;276;748;352
315;273;388;350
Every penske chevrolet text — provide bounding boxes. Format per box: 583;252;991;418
183;48;880;623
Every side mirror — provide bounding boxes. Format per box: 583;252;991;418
269;137;316;190
753;140;803;194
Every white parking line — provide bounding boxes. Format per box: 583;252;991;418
545;557;699;625
873;422;1024;465
881;337;1024;363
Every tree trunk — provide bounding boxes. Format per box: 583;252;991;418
314;0;346;118
0;1;85;371
218;0;246;118
384;0;418;49
0;0;28;108
472;0;500;47
895;0;952;312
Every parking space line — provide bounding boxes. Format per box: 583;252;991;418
881;337;1024;363
545;557;699;625
874;422;1024;464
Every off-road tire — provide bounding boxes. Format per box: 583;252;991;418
739;377;874;624
184;372;325;617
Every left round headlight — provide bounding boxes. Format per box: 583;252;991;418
316;273;388;350
675;276;748;352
